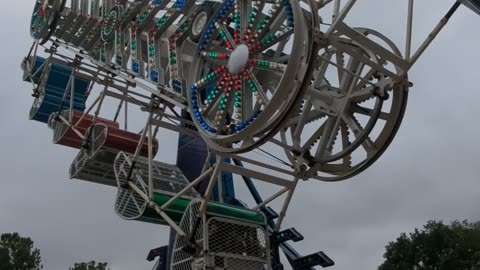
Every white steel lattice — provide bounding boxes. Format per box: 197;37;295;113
114;151;150;220
49;110;70;144
171;199;203;270
90;123;108;156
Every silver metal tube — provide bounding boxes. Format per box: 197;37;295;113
408;2;461;70
69;68;76;122
113;99;124;123
30;55;48;79
327;0;357;35
132;113;153;163
57;114;85;139
85;80;95;100
315;53;376;88
26;41;40;88
150;118;201;138
124;90;128;131
201;152;212;173
74;92;103;128
199;160;223;216
253;187;289;210
148;123;154;199
405;0;414;60
61;74;73;110
228;154;295;176
91;87;107;124
152;106;166;138
223;160;295;185
333;0;341;19
319;0;334;8
28;56;47;91
160;167;214;211
275;177;300;231
217;169;224;204
128;182;186;236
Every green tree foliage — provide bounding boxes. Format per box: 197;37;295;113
0;233;42;270
0;247;13;270
379;220;480;270
69;261;109;270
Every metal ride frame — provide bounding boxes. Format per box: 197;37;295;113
22;0;480;269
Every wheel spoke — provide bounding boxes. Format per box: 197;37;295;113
315;117;341;158
193;66;225;89
293;100;313;142
348;85;375;102
302;118;328;151
257;26;292;53
312;50;335;89
351;104;390;121
286;109;326;127
245;69;269;105
361;136;378;157
237;0;249;37
308;87;338;114
249;58;287;72
203;79;225;118
341;113;373;147
351;67;377;92
214;75;235;133
215;22;236;51
241;75;253;123
340;123;352;166
243;0;266;45
341;56;365;95
201;51;230;61
231;75;244;126
335;51;346;84
317;53;377;90
254;2;284;43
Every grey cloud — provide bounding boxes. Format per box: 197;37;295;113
1;1;480;270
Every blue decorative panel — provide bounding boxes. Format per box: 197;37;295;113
27;56;90;123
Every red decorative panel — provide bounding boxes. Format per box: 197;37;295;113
55;111;119;149
102;126;159;158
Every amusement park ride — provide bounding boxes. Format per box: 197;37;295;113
21;0;480;269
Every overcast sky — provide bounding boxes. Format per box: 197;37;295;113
1;1;480;270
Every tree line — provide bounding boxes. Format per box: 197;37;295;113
1;220;480;269
0;233;108;270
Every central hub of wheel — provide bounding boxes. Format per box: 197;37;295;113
228;44;249;75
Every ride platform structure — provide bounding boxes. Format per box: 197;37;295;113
20;0;480;269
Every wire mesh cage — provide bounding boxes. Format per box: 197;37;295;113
205;217;270;270
170;200;271;270
171;199;204;270
69;122;160;186
114;151;199;224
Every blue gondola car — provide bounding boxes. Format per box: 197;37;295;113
23;56;90;123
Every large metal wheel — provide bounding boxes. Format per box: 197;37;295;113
30;0;66;44
281;28;409;181
101;5;123;43
187;0;317;153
